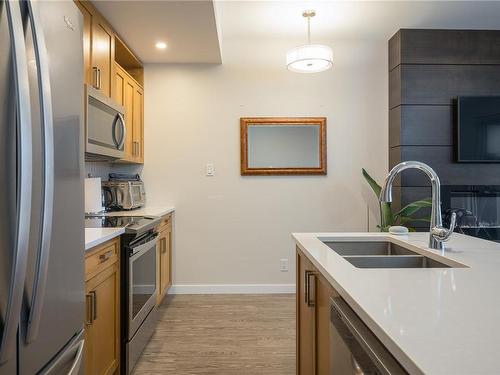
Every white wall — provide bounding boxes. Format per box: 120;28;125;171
142;35;388;290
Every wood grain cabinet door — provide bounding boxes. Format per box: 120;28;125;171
160;229;171;294
132;85;144;163
85;263;120;375
297;249;335;375
156;225;172;305
113;63;135;162
91;16;113;97
315;273;335;374
75;1;92;85
297;250;316;375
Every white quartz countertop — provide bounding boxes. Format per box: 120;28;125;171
85;228;125;251
292;232;500;375
100;206;175;218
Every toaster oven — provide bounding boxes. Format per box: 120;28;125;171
102;180;145;210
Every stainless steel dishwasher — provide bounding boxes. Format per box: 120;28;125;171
330;297;408;375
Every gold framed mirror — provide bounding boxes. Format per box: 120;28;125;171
240;117;327;175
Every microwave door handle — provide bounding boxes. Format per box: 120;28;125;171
116;113;126;150
0;0;33;363
112;113;125;150
25;0;55;344
330;298;405;375
112;114;119;147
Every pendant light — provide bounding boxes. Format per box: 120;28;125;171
286;10;333;73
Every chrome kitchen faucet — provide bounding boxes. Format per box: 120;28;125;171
379;161;456;250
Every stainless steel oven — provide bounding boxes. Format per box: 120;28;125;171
122;228;159;374
85;84;125;160
128;232;157;337
330;297;408;375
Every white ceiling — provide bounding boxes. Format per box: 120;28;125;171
93;1;500;64
218;1;500;42
92;0;222;64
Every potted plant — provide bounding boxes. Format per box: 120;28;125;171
362;168;432;232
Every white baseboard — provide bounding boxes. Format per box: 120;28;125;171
169;284;296;295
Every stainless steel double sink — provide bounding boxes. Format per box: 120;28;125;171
321;240;454;269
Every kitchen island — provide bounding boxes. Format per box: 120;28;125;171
293;232;500;374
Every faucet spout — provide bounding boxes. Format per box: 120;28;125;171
379;161;455;250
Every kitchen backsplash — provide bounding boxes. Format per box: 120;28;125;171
85;162;143;180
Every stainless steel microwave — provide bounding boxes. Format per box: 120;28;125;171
85;84;125;160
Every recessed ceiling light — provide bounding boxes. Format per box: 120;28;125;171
155;41;167;50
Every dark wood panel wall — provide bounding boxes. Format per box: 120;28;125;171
388;29;500;228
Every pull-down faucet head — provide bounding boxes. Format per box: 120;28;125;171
379;161;455;250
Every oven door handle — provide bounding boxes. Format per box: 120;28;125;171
130;234;159;259
330;297;407;375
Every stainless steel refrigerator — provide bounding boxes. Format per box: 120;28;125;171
0;1;85;374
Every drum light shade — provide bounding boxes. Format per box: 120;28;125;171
286;44;333;73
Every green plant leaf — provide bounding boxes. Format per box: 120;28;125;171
395;198;432;218
380;202;395;228
362;168;381;197
363;168;396;231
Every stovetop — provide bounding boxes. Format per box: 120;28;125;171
85;215;161;234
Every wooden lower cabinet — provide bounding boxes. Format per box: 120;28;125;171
297;248;335;375
156;214;173;305
85;238;120;375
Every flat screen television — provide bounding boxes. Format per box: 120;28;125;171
457;96;500;162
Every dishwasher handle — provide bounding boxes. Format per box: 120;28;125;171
330;297;407;375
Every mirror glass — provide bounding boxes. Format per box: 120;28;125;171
247;125;320;168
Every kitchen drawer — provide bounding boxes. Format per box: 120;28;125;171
85;238;119;281
157;214;172;231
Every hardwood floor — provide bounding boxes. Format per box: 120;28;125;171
133;294;296;374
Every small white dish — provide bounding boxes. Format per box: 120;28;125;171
389;226;409;235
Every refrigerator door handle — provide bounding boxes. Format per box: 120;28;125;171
0;0;33;364
66;339;85;375
25;0;55;344
39;334;85;375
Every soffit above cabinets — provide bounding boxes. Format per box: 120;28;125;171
91;0;222;64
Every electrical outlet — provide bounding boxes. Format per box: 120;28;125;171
280;258;289;272
206;163;215;176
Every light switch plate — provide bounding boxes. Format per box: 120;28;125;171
280;259;289;272
206;163;215;176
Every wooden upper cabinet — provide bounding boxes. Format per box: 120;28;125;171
91;16;114;97
75;1;114;97
76;0;145;164
114;63;134;161
113;63;143;163
132;85;144;163
76;2;92;85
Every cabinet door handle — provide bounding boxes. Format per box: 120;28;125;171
85;293;93;325
92;67;98;89
305;271;316;307
90;291;97;321
304;270;312;304
162;238;167;254
99;250;113;263
92;67;101;89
